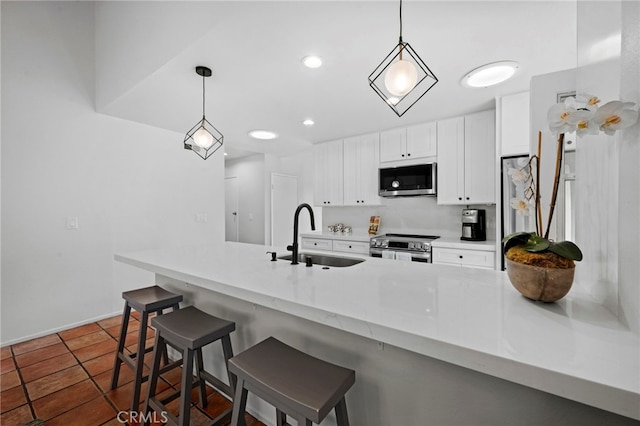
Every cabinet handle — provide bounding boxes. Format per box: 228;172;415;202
459;255;463;259
466;197;469;200
407;153;411;157
401;154;405;157
349;245;352;248
458;197;462;201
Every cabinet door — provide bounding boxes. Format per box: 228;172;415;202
379;128;407;162
436;117;465;204
464;110;496;204
333;240;369;255
406;122;437;159
344;133;380;206
301;237;333;251
433;247;495;269
314;140;344;206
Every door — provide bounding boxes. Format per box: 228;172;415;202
225;176;239;242
271;173;298;249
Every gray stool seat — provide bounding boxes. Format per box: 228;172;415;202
229;337;355;426
144;306;236;426
110;285;182;412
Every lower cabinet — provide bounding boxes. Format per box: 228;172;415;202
433;247;495;270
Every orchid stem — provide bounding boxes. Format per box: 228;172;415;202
544;133;565;239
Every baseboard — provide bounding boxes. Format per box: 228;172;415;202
1;310;122;347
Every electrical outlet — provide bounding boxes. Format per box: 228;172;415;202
66;217;79;229
377;341;385;351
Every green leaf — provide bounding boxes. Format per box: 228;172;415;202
502;232;533;253
525;234;550;252
549;241;583;261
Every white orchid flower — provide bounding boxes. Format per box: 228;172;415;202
568;93;601;110
567;109;599;137
592;101;639;136
510;198;532;216
548;102;577;134
507;167;529;184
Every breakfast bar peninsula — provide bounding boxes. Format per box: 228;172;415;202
115;241;639;425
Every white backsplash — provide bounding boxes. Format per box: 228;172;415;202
321;197;496;239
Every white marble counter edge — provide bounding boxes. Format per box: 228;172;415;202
115;250;639;420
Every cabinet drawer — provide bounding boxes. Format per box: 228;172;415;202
332;240;370;255
301;238;333;251
433;247;495;269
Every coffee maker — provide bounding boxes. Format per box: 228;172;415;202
461;209;486;241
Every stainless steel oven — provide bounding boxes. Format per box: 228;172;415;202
370;234;440;263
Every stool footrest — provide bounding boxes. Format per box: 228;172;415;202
200;369;233;399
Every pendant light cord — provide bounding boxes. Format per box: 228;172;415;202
399;0;403;43
202;73;206;120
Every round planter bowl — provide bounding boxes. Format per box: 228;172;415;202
505;258;575;302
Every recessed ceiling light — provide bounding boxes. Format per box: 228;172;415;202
301;55;323;69
461;61;520;88
302;119;315;126
248;130;278;140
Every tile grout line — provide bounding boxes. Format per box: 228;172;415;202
9;345;39;422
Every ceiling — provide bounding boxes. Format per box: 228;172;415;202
97;1;577;160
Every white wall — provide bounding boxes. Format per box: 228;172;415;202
574;0;639;331
225;154;266;245
1;2;225;345
618;0;640;333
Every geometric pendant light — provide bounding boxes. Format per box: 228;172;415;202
368;0;439;117
183;66;223;160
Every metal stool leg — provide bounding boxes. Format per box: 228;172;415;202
230;377;248;426
195;348;207;407
110;302;131;390
335;397;350;426
178;347;195;426
143;333;164;426
131;310;149;411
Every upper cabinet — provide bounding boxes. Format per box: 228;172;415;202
380;122;437;163
437;110;496;205
343;133;381;206
497;91;530;156
314;139;344;206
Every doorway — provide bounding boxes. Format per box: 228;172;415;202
225;176;239;242
271;173;298;249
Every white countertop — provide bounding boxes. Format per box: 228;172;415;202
115;242;639;420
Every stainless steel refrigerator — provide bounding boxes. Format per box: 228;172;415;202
500;155;533;270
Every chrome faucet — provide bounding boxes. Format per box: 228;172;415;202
287;203;316;265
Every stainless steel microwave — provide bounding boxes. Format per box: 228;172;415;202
378;163;437;197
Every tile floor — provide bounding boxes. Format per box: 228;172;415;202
0;312;265;426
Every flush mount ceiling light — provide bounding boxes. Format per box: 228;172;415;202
302;119;315;126
461;61;520;88
183;66;223;160
368;0;438;117
248;130;278;140
301;55;323;68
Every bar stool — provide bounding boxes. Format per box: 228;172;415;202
229;337;356;426
110;285;183;412
144;305;236;426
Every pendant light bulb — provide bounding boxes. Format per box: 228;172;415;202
193;125;214;149
384;59;418;97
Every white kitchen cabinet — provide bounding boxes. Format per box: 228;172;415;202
343;133;380;206
433;247;496;270
380;122;437;163
301;237;333;251
332;240;370;255
314;139;344;206
437;110;496;205
497;91;530;156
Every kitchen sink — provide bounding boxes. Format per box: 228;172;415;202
278;252;365;267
